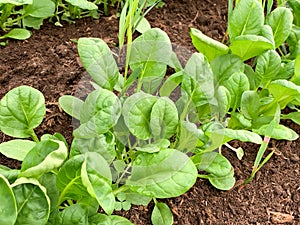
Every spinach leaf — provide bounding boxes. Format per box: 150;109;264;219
127;149;197;198
74;88;121;138
0;174;17;225
265;7;293;48
122;92;157;140
58;95;84;120
88;214;133;225
78;38;119;90
57;204;88;225
190;28;229;62
12;177;50;225
0;85;46;138
151;202;173;225
228;0;264;39
0;139;35;161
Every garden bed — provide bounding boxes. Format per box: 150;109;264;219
0;0;299;224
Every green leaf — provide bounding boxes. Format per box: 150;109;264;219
135;17;151;33
70;133;116;163
81;152;114;215
260;25;275;48
150;97;178;140
176;121;206;153
117;190;152;206
266;7;293;48
127;149;197;198
159;71;183;97
291;54;300;85
57;204;88;225
0;85;46;138
0;174;17;225
229;35;274;61
192;152;232;177
38;173;59;212
207;170;235;190
74;89;121;138
268;79;300;108
0;165;20;183
78;38;119;90
23;16;44;29
122;92;157;140
88;214;133;225
228;0;264;39
222;72;249;110
151;202;173;225
4;28;31;40
190;28;229;62
12;177;50;225
59;95;84;120
0;139;35;161
65;0;98;10
135;139;170;153
24;0;55;18
56;155;90;204
241;90;261;119
215;86;231;119
255;50;281;86
282;112;300;125
222;128;262;144
287;0;300;26
129;28;172;65
182;53;215;106
211;54;244;84
253;124;298;140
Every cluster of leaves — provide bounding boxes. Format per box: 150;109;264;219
1;0;300;224
190;0;300;181
0;0;163;45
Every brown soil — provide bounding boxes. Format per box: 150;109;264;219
0;0;299;224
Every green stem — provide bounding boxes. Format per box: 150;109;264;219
0;4;15;29
198;174;210;179
112;185;129;195
30;131;40;143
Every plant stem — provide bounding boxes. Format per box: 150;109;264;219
112;184;129;195
30;131;40;143
0;4;15;29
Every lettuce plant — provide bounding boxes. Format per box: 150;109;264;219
190;0;300;182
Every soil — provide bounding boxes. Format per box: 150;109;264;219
0;0;299;224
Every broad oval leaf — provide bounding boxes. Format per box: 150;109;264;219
0;165;20;183
20;140;68;178
65;0;98;10
122;92;157;140
24;0;55;18
255;50;281;86
192;152;232;177
222;72;250;110
59;95;84;120
57;204;88;225
282;112;300;126
5;28;31;40
78;38;119;90
74;89;122;138
0;85;46;138
150;97;178;140
229;35;274;61
12;177;50;225
215;85;231;119
182;53;215;106
81;152;114;215
56;155;90;204
266;7;293;48
129;28;172;65
207;170;235;190
127;149;197;198
228;0;264;39
241;90;261;119
211;54;244;84
190;28;229;62
0;174;17;225
0;139;36;161
151;202;173;225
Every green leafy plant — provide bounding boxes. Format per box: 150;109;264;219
190;0;299;183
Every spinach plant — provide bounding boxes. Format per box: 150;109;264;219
190;0;299;183
57;27;267;223
0;85;134;224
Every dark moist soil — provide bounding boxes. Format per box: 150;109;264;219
0;0;299;224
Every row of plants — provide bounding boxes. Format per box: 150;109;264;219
0;0;300;224
0;0;162;44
